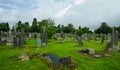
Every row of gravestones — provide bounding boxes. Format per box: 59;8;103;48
0;26;48;48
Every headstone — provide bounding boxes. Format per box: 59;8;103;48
21;28;26;45
103;42;112;55
53;34;58;40
34;32;37;39
111;28;119;48
13;33;22;48
42;26;47;46
6;31;13;46
36;37;41;47
101;33;105;44
93;33;97;41
18;34;22;47
13;35;17;48
76;36;83;46
107;33;111;42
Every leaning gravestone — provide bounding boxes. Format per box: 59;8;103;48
103;42;112;55
53;34;58;40
42;26;47;46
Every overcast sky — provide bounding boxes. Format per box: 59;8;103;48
0;0;120;30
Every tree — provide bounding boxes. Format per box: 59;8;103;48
38;18;57;38
94;22;112;34
82;27;89;33
56;24;61;33
24;22;30;32
0;22;10;32
76;26;83;36
31;18;38;32
67;23;75;33
17;21;22;32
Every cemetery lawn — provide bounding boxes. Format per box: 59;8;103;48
0;38;120;70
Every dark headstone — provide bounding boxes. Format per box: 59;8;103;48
101;33;105;44
111;29;119;48
42;26;47;46
76;36;83;46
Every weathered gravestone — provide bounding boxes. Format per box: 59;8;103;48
101;33;105;44
107;33;111;42
34;32;37;39
6;31;13;46
86;34;91;42
103;42;112;55
42;26;47;46
111;28;119;49
53;34;58;40
76;36;83;46
36;37;41;47
21;29;26;45
93;33;97;41
13;32;23;48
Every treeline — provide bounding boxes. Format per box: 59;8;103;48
0;18;120;38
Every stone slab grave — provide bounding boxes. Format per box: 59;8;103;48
41;53;77;70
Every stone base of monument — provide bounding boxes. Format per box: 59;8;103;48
42;43;47;46
18;53;29;61
93;54;102;58
6;43;13;46
103;53;112;57
57;41;63;44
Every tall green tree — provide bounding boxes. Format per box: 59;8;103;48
0;22;10;32
76;26;83;36
24;22;30;32
31;18;38;32
94;22;112;34
17;21;22;32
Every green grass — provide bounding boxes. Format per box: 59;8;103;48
0;38;120;70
